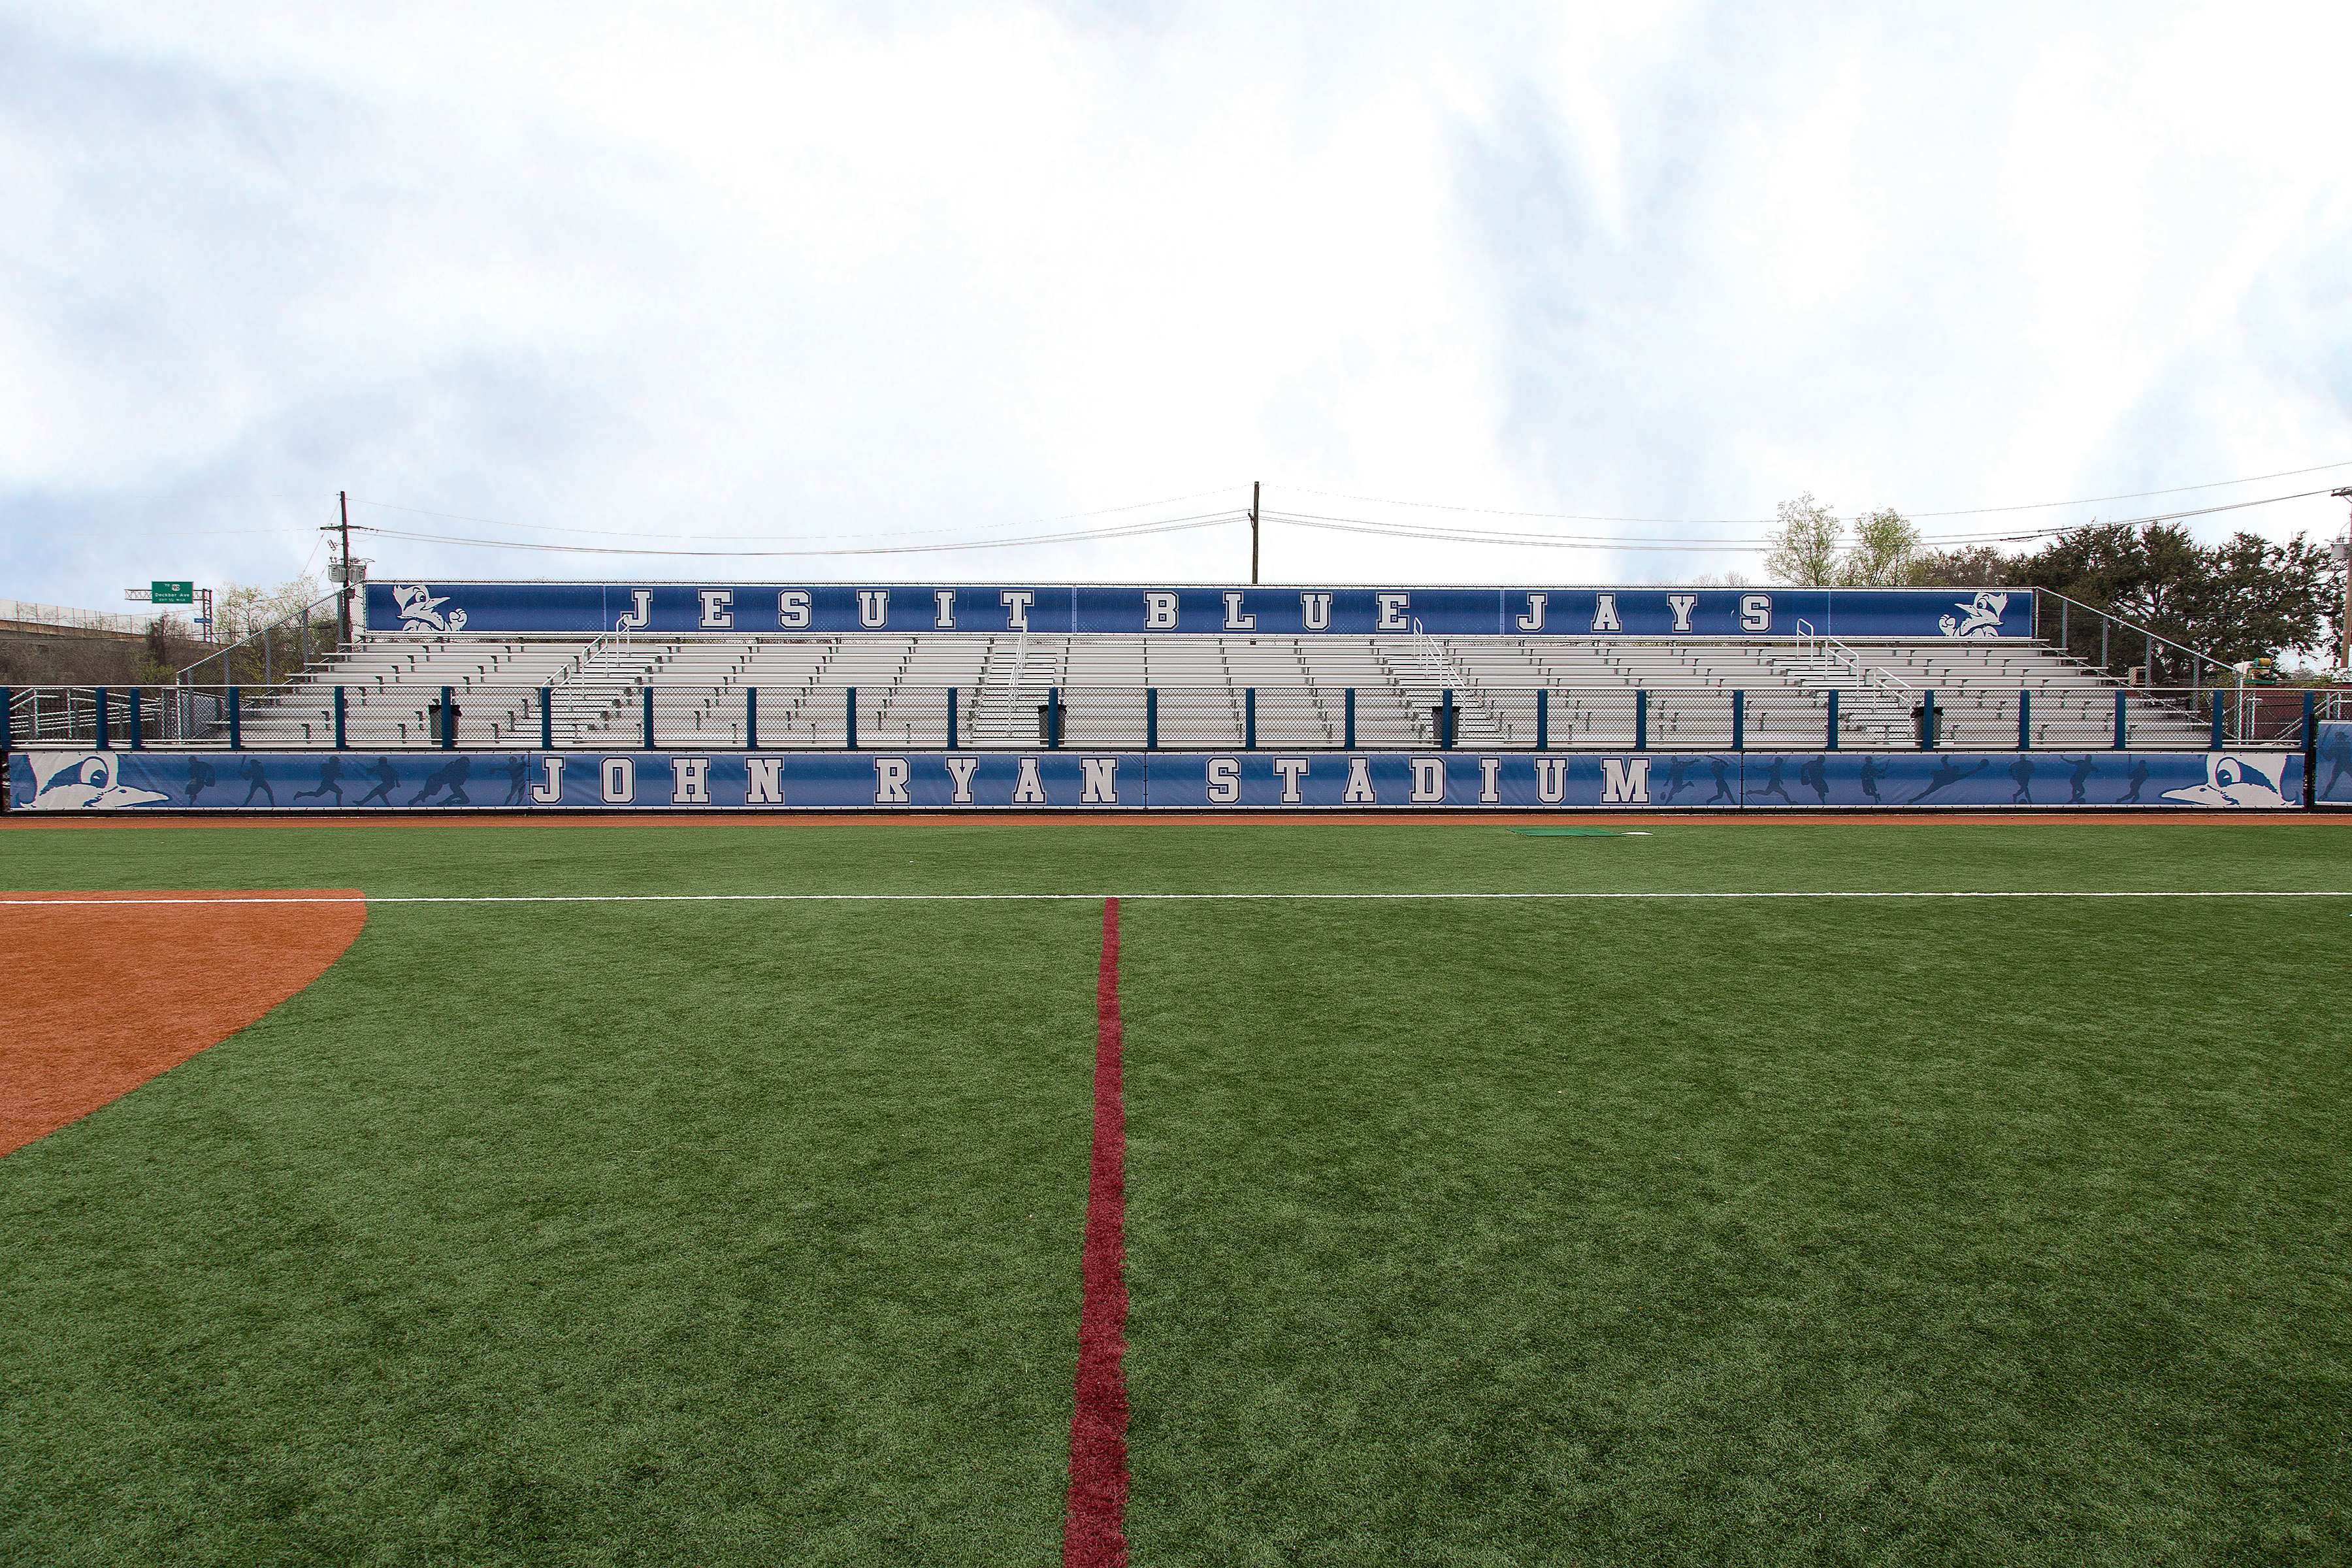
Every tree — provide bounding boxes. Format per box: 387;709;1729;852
1901;544;2011;587
1839;508;1920;586
1995;523;2335;673
1763;494;1841;585
1809;512;2339;670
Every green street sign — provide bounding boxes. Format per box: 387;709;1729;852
150;581;194;604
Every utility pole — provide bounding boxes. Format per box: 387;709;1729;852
2333;488;2352;672
328;491;355;646
1250;480;1260;585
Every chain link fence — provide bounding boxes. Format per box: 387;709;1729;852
5;681;2335;753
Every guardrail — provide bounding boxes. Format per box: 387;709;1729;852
7;683;2334;754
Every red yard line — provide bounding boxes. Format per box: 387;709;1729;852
1065;896;1130;1567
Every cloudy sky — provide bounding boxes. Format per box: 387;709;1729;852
5;0;2349;611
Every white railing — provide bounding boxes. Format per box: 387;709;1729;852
1792;619;1916;708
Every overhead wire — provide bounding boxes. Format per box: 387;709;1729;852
345;485;1245;544
350;508;1248;557
1255;487;2338;554
1279;457;2352;525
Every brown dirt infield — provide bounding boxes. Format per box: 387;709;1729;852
0;890;367;1157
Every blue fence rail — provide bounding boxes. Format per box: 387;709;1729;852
3;683;2334;755
8;746;2315;812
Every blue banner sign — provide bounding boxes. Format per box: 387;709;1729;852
12;748;2302;811
2319;721;2352;805
367;581;2033;641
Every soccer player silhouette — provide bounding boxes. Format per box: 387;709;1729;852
1749;755;1793;803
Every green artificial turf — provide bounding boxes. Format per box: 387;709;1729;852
3;821;2349;1564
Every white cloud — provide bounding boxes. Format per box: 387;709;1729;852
1;0;2346;611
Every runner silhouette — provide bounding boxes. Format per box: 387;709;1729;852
2008;755;2035;804
1857;755;1888;802
356;757;401;807
502;753;531;804
2066;754;2100;804
2121;756;2151;803
1705;757;1735;804
292;756;345;803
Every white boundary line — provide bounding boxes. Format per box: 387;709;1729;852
1;891;2347;906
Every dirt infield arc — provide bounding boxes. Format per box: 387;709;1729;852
0;890;367;1157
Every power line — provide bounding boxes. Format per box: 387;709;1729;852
1281;457;2352;525
351;510;1247;557
345;485;1245;544
1257;487;2337;553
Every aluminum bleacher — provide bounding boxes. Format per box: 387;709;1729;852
222;626;2213;752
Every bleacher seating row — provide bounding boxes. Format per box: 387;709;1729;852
220;631;2217;751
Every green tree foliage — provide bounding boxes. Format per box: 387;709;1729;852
1839;508;1921;586
1901;521;2342;670
1765;497;1925;587
1763;494;1842;586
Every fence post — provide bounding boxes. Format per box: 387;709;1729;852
1343;687;1355;749
444;685;457;749
1825;690;1839;750
943;687;954;749
333;686;346;749
1731;689;1744;751
95;687;110;750
1144;687;1156;751
1439;689;1453;750
1918;691;1935;750
2304;689;2317;806
1635;687;1648;751
1245;688;1256;750
541;687;554;749
128;687;144;749
846;687;857;750
1536;688;1548;751
2112;689;2127;750
1;687;11;752
745;686;759;750
228;686;241;749
2210;688;2223;750
2017;689;2030;751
